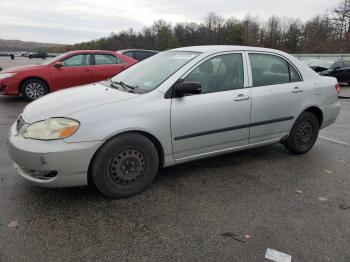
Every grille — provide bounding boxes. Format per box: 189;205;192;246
16;116;25;132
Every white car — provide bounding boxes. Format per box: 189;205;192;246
8;45;340;198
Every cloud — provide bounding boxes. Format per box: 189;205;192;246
0;0;340;44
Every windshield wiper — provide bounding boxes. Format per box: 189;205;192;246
113;81;138;93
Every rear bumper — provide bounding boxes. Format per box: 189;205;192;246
320;101;341;129
7;122;102;187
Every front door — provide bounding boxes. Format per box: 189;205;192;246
247;52;304;144
50;53;95;90
171;52;251;161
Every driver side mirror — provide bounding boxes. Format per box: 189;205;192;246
53;62;64;68
174;82;201;97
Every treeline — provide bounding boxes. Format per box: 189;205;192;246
56;0;350;53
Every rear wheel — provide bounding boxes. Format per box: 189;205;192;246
285;112;320;154
91;133;159;198
21;78;49;101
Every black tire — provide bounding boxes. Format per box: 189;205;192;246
91;133;159;198
285;112;320;154
20;78;49;101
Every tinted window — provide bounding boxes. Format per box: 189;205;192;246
123;51;134;59
63;54;91;67
184;53;244;94
343;61;350;68
134;51;153;61
331;61;344;69
95;54;123;65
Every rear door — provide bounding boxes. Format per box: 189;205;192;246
50;53;95;90
92;53;127;81
171;52;251;161
247;52;304;144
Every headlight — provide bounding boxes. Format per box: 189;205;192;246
0;73;16;79
23;118;80;140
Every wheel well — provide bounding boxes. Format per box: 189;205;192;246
19;77;50;94
87;131;165;185
304;106;323;126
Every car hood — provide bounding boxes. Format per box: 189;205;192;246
2;64;43;73
22;82;139;123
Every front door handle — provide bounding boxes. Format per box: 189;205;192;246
234;94;250;101
292;87;303;93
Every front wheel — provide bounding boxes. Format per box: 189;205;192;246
91;133;159;198
285;112;320;154
21;79;49;101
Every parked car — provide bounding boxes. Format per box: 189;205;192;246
0;50;137;100
28;53;47;59
117;49;158;61
8;46;340;198
319;60;350;85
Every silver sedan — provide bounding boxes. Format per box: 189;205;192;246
8;46;340;198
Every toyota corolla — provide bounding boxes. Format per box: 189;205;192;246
8;46;340;198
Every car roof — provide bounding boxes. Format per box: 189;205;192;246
118;49;159;53
170;45;285;55
66;50;117;54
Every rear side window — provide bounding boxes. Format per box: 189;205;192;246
249;53;301;87
94;54;123;65
134;52;152;61
63;54;91;67
123;51;134;59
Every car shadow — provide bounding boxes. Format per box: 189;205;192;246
23;143;299;202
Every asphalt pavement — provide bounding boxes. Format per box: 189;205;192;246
0;83;350;261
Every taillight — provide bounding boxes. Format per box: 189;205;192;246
335;83;341;94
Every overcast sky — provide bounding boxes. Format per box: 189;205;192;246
0;0;341;44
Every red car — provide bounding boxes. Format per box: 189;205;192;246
0;50;137;100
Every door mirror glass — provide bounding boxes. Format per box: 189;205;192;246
175;82;201;96
53;62;64;68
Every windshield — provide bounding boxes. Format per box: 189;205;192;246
330;61;344;69
111;51;200;92
40;53;67;65
309;59;337;69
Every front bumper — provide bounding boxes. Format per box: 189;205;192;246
7;122;102;187
0;77;19;95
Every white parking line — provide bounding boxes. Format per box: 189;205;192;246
265;248;292;262
319;136;350;146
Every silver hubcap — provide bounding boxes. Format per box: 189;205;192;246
25;82;45;99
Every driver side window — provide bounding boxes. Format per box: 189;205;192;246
63;54;91;67
183;53;244;94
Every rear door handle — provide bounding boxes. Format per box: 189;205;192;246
234;94;250;101
292;87;303;93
